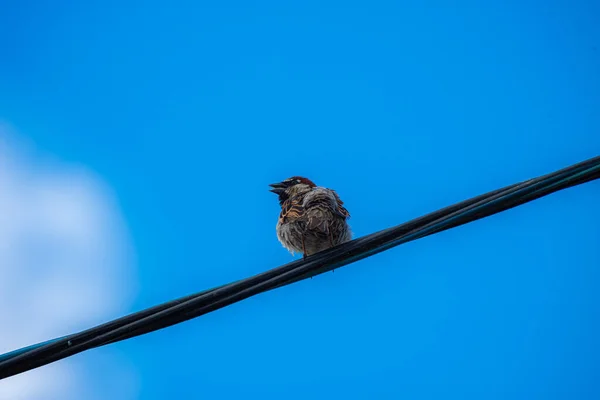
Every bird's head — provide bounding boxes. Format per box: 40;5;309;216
269;176;316;205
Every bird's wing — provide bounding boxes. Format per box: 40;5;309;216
302;188;350;236
330;189;350;219
279;195;305;224
305;208;331;235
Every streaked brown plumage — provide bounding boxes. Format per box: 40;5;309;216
269;176;352;258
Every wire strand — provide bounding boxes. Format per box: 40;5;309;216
1;156;598;380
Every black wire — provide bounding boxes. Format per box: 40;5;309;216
13;161;593;364
0;156;598;380
3;158;600;377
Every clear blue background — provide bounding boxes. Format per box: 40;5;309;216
1;0;599;398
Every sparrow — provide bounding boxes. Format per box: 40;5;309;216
269;176;352;258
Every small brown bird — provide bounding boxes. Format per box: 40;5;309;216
269;176;352;258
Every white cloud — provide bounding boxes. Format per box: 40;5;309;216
0;124;139;399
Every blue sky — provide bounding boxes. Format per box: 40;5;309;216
1;0;599;399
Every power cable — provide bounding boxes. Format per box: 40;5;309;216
0;156;598;380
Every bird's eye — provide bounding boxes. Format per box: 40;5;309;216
296;179;301;183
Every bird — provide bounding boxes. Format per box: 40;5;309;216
269;176;352;258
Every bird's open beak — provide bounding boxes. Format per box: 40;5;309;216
269;182;286;195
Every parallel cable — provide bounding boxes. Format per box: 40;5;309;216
0;156;598;380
